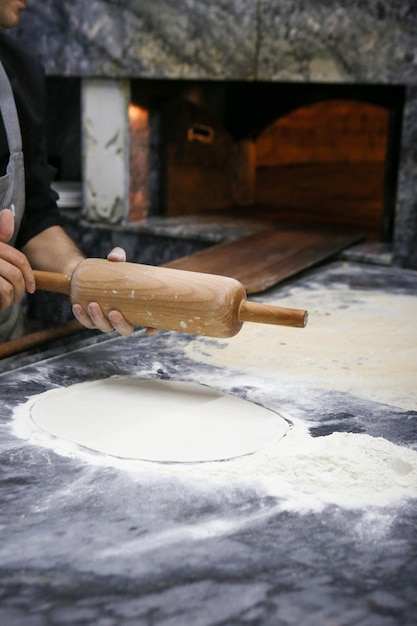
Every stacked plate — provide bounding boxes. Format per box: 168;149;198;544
51;181;82;209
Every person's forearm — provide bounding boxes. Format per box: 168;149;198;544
21;226;85;276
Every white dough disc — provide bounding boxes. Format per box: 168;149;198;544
30;377;289;463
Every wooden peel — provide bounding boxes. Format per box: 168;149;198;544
33;259;308;338
0;320;84;359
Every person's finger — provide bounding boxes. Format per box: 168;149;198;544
72;303;96;329
108;310;135;337
0;276;16;311
0;248;35;310
0;243;35;294
107;247;126;262
0;209;15;243
0;212;32;308
0;261;25;306
73;302;114;333
86;302;114;333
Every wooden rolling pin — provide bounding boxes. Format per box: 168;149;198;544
33;259;308;338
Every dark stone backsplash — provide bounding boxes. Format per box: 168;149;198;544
10;1;417;83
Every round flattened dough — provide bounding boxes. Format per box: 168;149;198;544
30;377;289;463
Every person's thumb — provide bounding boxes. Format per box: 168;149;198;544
0;208;15;243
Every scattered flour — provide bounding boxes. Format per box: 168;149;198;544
236;427;417;511
12;392;417;513
184;286;417;411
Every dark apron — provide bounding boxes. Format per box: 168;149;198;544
0;59;26;341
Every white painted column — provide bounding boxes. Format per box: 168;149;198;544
82;78;130;223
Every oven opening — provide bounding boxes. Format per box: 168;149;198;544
45;78;404;244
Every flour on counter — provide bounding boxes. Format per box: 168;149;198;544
226;427;417;511
13;387;417;512
184;287;417;411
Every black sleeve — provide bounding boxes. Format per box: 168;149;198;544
0;33;63;249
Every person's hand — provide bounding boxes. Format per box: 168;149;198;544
0;209;35;312
72;247;135;337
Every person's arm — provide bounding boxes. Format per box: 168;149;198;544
22;225;134;336
0;43;134;338
21;225;85;276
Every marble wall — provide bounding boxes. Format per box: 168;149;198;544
12;1;417;83
10;0;417;268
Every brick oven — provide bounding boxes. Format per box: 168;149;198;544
11;0;417;270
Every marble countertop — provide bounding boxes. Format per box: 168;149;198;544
1;261;416;625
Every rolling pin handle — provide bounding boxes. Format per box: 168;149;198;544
33;270;72;296
238;299;308;329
